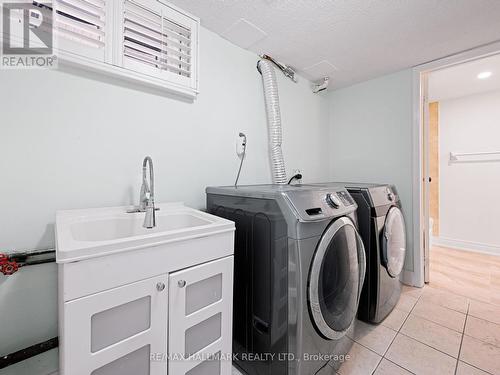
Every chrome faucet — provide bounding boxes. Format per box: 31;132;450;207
141;156;156;228
128;156;157;228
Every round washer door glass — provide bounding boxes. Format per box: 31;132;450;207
308;217;365;340
382;207;406;277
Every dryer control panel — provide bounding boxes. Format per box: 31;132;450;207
337;190;355;206
283;188;357;222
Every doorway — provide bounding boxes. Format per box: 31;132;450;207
418;52;500;304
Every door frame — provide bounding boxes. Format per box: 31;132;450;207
411;41;500;287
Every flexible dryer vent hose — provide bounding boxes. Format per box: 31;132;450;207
258;59;287;184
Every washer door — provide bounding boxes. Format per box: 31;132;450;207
308;217;366;340
382;207;407;278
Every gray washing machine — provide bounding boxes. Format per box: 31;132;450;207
315;183;407;324
206;184;366;375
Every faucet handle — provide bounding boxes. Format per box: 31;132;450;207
139;182;150;208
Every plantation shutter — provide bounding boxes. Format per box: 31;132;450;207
7;0;199;96
122;0;197;88
54;0;109;61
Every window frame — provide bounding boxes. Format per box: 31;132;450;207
53;0;200;99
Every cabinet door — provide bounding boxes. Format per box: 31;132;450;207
168;256;233;375
61;274;168;375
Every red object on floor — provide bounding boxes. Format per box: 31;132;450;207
0;253;20;276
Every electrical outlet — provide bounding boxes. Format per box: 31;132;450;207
293;169;302;183
236;133;247;157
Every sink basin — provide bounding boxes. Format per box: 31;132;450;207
56;202;234;263
71;213;211;242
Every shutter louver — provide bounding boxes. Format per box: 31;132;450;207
123;0;192;78
55;0;107;49
17;0;198;96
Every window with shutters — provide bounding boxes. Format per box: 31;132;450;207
5;0;199;97
120;0;198;90
54;0;111;62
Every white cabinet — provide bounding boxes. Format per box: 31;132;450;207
59;256;234;375
61;274;168;375
168;256;233;375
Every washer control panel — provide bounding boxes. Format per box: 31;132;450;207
325;193;341;208
283;187;357;221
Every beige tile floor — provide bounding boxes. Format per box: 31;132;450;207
336;246;500;375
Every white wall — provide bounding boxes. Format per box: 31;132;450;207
0;27;329;356
0;263;57;358
327;70;415;271
0;28;329;252
437;90;500;254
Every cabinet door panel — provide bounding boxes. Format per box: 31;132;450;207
61;275;168;375
168;256;233;375
91;345;151;375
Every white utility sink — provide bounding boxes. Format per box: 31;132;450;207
56;202;233;263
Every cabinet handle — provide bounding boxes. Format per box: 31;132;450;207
156;282;165;292
178;280;186;288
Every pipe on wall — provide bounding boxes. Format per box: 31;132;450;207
0;249;55;276
257;59;288;184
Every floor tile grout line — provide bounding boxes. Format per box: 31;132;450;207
459;359;496;375
433;249;500;375
417;288;469;313
371;359;382;374
466;312;500;326
381;357;417;375
380;295;416;356
465;312;500;332
408;311;465;334
384;289;465;373
396;290;423;334
396;330;459;360
419;288;470;314
454;301;469;375
460;299;498;375
357;285;499;375
461;332;500;349
351;339;385;358
369;354;383;375
339;337;383;374
458;320;500;373
429;285;496;308
377;288;423;375
349;325;389;374
410;296;467;334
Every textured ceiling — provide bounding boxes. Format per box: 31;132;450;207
169;0;500;88
429;53;500;101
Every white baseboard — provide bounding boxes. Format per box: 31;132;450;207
432;236;500;256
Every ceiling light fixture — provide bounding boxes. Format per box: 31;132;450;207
477;71;492;79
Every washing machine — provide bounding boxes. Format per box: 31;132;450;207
315;183;407;324
206;184;366;375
